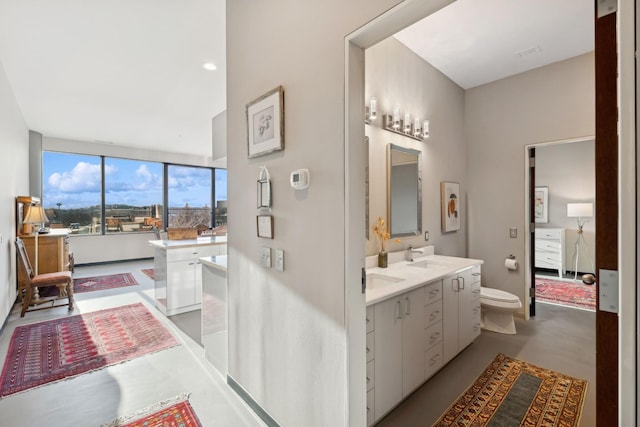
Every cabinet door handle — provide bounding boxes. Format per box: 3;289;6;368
429;289;440;297
405;297;411;316
396;301;403;319
430;354;441;365
472;272;481;276
366;347;370;354
459;277;465;290
452;278;459;292
429;332;440;344
366;376;370;384
429;310;440;321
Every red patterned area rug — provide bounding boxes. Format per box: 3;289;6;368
0;303;179;398
102;394;201;427
141;268;155;280
535;277;596;311
41;273;139;297
433;353;588;427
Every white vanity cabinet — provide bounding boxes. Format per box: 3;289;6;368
443;265;482;364
373;286;425;421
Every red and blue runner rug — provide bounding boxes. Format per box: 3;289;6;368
0;303;178;397
433;353;588;426
41;273;139;297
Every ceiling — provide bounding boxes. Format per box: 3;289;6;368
0;1;592;157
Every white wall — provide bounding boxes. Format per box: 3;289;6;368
536;139;595;273
466;52;594;313
41;136;216;264
365;37;466;257
226;1;399;426
0;60;29;323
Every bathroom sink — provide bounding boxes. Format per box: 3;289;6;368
366;273;403;290
407;259;450;269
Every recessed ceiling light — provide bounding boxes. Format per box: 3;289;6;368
202;62;217;71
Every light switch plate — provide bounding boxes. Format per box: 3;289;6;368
509;228;517;238
275;249;284;272
260;246;271;268
424;231;429;241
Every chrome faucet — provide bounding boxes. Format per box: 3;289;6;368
405;245;422;262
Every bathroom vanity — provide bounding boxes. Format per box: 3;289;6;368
365;250;482;425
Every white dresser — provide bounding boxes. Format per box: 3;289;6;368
534;228;566;277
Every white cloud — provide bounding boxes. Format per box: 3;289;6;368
48;162;102;192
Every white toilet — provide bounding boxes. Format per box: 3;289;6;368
480;287;522;334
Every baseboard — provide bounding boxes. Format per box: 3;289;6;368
75;257;153;268
227;375;280;427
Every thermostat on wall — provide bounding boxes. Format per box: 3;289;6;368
290;169;310;190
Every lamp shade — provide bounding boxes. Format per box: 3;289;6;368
23;205;49;225
567;203;593;218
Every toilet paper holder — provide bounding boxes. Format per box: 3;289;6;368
507;254;515;260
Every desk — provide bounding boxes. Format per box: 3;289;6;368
17;229;71;299
150;236;227;315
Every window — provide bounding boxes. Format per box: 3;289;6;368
42;151;224;236
42;152;102;234
167;165;213;229
104;158;163;233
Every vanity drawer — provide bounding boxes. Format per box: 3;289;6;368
472;304;481;321
425;343;443;379
424;301;442;327
366;306;374;333
471;287;481;301
366;331;374;362
367;389;375;426
425;320;443;349
366;360;375;391
424;281;442;305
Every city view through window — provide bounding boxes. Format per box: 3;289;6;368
42;152;227;235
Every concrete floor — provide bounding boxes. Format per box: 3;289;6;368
376;302;595;427
0;260;595;427
0;259;264;427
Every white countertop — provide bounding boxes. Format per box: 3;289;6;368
200;255;227;273
149;235;227;249
366;254;483;306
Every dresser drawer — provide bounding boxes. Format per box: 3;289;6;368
535;239;562;252
367;389;375;426
535;253;561;268
424;301;442;327
424;281;442;305
537;229;563;240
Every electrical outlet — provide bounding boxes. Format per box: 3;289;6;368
509;228;517;238
275;249;284;272
424;231;429;241
260;246;271;268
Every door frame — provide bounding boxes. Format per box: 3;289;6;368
523;136;595;320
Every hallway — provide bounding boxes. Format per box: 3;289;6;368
0;259;264;427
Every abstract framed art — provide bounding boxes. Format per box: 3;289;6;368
247;86;284;158
534;186;549;223
441;181;460;232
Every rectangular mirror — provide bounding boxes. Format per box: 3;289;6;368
387;143;421;237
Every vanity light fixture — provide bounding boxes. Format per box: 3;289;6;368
403;113;411;133
413;118;422;137
202;62;217;71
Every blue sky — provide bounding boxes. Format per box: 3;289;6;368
42;152;227;209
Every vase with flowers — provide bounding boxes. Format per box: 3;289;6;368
373;216;392;268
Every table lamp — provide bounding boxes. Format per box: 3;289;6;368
567;202;594;281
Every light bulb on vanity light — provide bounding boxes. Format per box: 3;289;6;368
369;98;377;120
422;120;430;139
392;107;401;129
404;113;411;132
413;118;422;137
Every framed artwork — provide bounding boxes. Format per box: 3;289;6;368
441;181;460;232
534;186;549;223
247;86;284;158
257;215;274;239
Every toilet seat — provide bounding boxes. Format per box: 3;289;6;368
481;287;520;303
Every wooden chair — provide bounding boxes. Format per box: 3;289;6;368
15;237;74;317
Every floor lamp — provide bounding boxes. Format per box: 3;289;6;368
567;202;594;281
23;204;49;301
